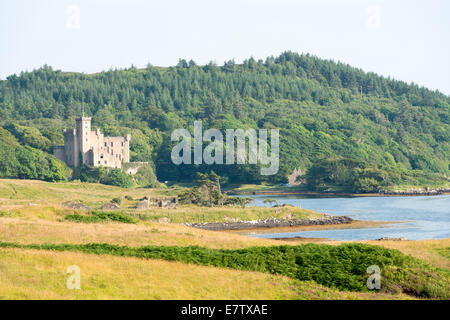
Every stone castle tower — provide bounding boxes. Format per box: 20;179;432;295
53;117;131;169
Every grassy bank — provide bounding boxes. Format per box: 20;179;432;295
0;179;448;300
0;241;448;298
0;179;172;204
364;240;450;270
0;179;322;224
0;247;413;300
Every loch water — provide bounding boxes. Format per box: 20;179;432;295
243;194;450;240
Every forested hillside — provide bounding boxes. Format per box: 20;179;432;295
0;52;449;191
0;127;69;182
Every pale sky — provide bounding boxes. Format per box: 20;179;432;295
1;0;449;94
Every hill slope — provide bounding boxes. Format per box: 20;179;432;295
0;52;449;190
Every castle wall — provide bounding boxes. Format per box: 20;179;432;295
63;129;77;167
53;146;65;162
55;117;130;169
100;136;128;168
90;128;104;167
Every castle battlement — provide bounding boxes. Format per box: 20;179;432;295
53;117;131;169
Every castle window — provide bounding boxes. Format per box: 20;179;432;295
121;142;124;147
111;142;113;147
104;142;107;147
105;161;107;164
100;154;104;159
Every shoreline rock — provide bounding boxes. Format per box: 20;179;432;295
378;188;449;196
376;237;408;241
185;215;353;231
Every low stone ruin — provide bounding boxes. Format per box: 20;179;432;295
135;197;178;209
101;202;121;210
64;201;92;211
136;199;149;210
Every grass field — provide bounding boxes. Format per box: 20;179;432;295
0;179;322;224
0;248;416;300
0;179;448;300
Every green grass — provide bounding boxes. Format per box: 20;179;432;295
0;179;175;203
1;247;410;300
435;247;450;259
65;211;136;224
129;205;320;224
0;241;447;299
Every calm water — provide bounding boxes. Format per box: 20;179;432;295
241;194;450;240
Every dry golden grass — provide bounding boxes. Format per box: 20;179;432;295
0;179;446;300
364;239;450;270
0;248;413;300
0;179;168;204
0;207;448;270
0;179;172;220
0;247;296;300
0;216;290;249
0;179;322;224
0;179;327;250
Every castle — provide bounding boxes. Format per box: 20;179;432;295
53;117;131;169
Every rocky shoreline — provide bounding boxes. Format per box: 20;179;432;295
229;188;450;197
185;215;353;231
378;188;450;196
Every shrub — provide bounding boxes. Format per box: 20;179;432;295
102;169;134;188
65;214;103;223
0;128;69;182
111;197;122;205
131;164;158;187
65;211;135;224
